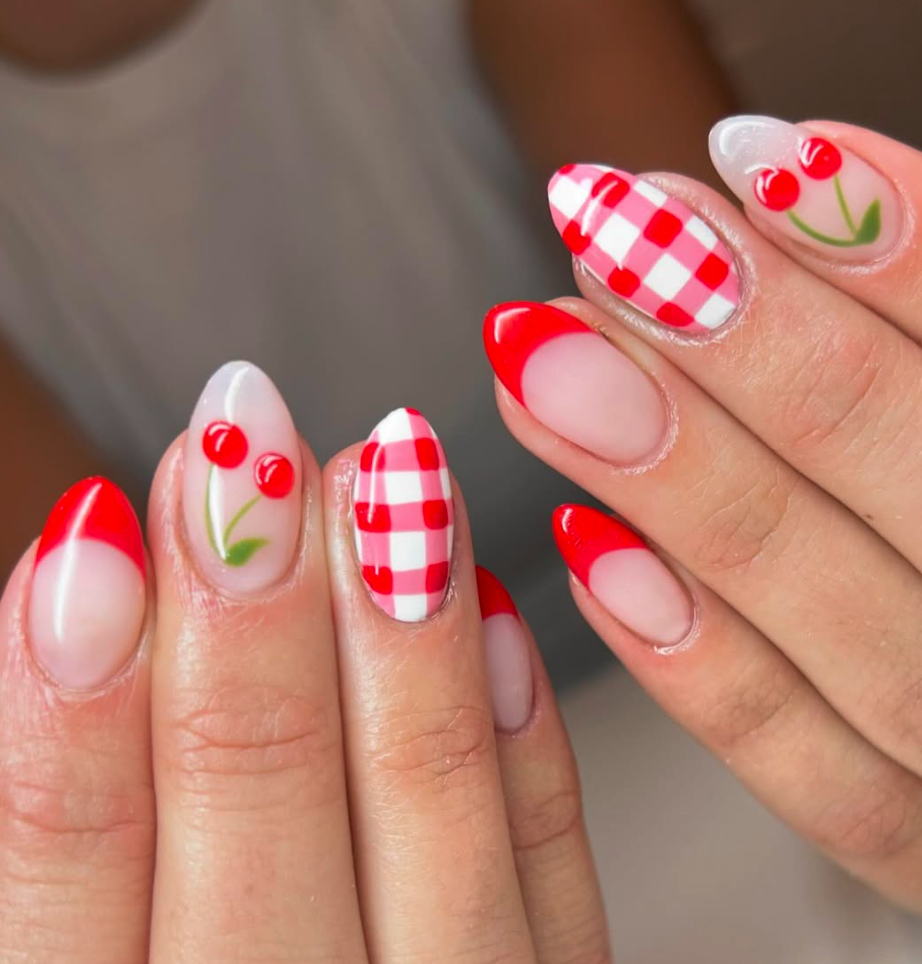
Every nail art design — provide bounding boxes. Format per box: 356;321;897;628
548;164;740;332
353;408;454;622
483;301;668;463
30;478;146;689
710;116;902;260
183;362;301;594
552;505;693;648
476;567;533;733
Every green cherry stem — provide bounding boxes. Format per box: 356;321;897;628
203;463;266;564
222;493;263;547
786;212;868;247
833;174;858;234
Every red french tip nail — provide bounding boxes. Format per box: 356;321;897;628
35;477;145;576
475;565;519;620
483;302;593;404
551;504;647;588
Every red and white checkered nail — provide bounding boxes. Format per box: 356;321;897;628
353;408;455;622
548;164;740;333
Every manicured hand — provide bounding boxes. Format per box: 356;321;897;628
485;117;922;911
0;363;611;963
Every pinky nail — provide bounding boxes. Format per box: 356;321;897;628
483;301;667;463
29;478;146;689
552;505;692;647
709;115;902;261
476;567;533;733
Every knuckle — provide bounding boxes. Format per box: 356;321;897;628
688;455;800;576
812;781;921;862
366;703;496;797
508;784;584;855
780;326;890;460
696;659;802;755
160;683;342;809
0;739;153;864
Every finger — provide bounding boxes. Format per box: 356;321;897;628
148;363;367;964
484;302;922;779
552;505;922;912
477;568;612;964
709;116;922;337
324;409;535;963
0;479;154;964
546;162;922;575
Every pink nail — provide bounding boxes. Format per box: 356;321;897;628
183;361;302;594
553;505;693;648
548;164;740;332
30;478;146;689
484;301;668;463
476;567;532;733
353;408;454;622
710;116;902;261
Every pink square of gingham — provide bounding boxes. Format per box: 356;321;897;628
354;408;454;622
548;164;740;332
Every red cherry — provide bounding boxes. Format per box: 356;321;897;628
798;137;842;180
202;421;248;468
254;453;294;499
754;168;801;212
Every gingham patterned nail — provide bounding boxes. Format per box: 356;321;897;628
353;408;454;622
548;164;740;333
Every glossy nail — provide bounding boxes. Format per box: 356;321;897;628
476;567;532;732
552;505;692;647
353;408;454;622
709;116;902;261
548;164;739;332
30;478;146;689
484;301;667;463
183;361;302;594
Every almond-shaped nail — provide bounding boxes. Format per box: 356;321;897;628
353;408;454;622
30;478;146;689
476;567;533;733
484;301;668;463
548;164;740;332
183;361;302;594
552;505;692;647
709;115;902;261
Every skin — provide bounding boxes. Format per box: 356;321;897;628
492;124;922;910
0;430;609;962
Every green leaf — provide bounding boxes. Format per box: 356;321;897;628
854;200;882;245
224;537;270;567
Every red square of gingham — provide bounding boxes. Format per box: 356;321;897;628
353;408;454;622
548;164;740;332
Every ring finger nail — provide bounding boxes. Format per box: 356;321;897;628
30;478;146;689
484;301;668;463
183;361;302;594
709;115;902;260
552;504;693;648
353;407;454;622
548;164;740;333
476;567;533;733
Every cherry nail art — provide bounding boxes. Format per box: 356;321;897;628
183;362;302;593
552;505;693;647
710;116;902;260
353;408;454;622
30;478;146;689
483;301;667;464
548;164;740;332
476;567;532;733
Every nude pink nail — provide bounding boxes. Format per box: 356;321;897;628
30;478;146;689
710;116;902;261
183;361;302;594
548;164;740;332
476;567;532;733
553;505;693;648
484;302;668;464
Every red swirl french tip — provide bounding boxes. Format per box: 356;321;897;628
30;478;146;689
552;505;693;648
